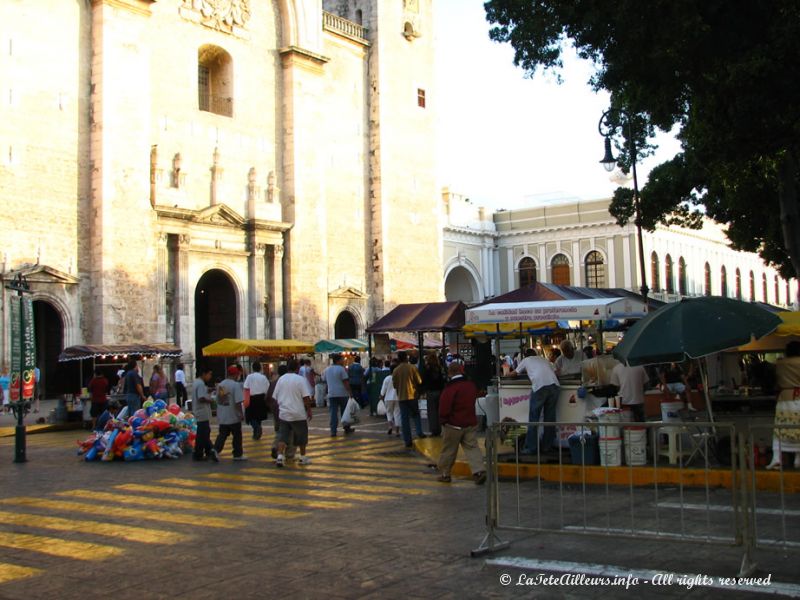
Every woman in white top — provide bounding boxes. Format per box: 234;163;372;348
380;362;401;436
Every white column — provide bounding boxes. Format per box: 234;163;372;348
571;241;581;286
538;245;547;283
606;236;616;287
506;248;514;291
622;233;632;290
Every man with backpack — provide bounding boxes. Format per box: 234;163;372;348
213;365;247;461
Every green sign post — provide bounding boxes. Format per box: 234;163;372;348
7;274;34;463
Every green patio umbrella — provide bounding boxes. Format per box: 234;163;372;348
614;297;781;425
613;296;781;366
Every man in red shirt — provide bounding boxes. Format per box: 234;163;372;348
87;368;110;429
437;362;486;484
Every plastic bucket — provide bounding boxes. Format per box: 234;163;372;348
599;437;622;467
660;401;684;422
623;427;647;466
594;407;622;438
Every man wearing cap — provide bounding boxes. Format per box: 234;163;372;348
214;365;247;461
437;362;486;484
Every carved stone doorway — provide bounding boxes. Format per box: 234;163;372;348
195;269;237;379
32;300;64;398
334;311;357;339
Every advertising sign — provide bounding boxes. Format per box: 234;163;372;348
9;296;36;402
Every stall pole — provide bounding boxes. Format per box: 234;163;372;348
417;331;425;377
496;324;502;379
699;357;716;425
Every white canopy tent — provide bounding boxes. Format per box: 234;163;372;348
465;297;649;326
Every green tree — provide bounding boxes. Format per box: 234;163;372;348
485;0;800;279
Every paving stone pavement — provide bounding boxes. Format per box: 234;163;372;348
0;414;797;599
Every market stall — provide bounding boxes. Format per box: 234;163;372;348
57;343;183;423
465;297;648;446
314;339;368;353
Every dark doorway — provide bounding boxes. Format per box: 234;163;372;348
334;311;357;339
195;270;237;379
32;300;64;398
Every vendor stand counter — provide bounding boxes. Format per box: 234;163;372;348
498;377;606;447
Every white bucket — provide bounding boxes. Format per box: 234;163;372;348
599;437;622;467
624;427;647;466
661;401;684;422
594;407;622;438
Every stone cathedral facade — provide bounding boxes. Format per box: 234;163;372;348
0;0;442;387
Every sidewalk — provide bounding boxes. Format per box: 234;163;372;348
0;398;82;437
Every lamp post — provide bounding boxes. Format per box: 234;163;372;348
6;273;32;463
598;109;649;304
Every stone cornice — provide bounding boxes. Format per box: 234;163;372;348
91;0;155;17
155;203;291;233
279;46;330;74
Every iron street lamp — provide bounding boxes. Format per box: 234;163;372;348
6;273;32;463
598;109;649;304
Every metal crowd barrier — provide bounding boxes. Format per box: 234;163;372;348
470;419;790;576
738;423;800;576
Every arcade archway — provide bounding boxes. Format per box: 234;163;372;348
334;311;357;339
195;269;238;377
444;266;480;304
32;300;64;398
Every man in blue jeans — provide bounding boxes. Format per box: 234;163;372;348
511;348;560;455
323;354;353;436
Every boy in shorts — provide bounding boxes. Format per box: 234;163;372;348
272;359;313;467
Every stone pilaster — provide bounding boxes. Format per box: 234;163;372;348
269;244;284;339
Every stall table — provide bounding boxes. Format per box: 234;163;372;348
498;378;606;447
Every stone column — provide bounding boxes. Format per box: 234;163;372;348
210;147;222;206
156;232;168;340
176;234;191;353
270;244;284;339
248;243;267;339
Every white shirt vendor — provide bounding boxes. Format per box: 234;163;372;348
514;355;559;392
610;364;648;406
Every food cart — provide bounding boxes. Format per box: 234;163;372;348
464;297;648;446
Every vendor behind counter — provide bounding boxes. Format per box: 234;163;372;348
554;340;583;379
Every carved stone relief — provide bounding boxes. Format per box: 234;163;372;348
181;0;251;35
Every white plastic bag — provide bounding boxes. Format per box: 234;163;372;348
341;397;360;425
376;399;387;417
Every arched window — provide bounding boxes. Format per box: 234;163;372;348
749;271;755;302
763;273;768;302
665;254;674;294
518;257;537;288
735;268;742;300
584;251;605;288
678;257;687;296
651;252;661;293
551;254;571;286
198;45;233;117
704;263;712;297
775;275;780;304
720;266;728;297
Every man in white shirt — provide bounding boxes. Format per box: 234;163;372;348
243;361;270;440
511;348;560;455
273;359;313;467
554;340;583;378
174;363;187;408
610;363;649;422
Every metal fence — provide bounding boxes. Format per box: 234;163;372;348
472;420;800;576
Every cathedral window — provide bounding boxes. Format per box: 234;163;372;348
198;45;233;117
417;88;426;108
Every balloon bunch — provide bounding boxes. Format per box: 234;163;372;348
77;399;197;462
